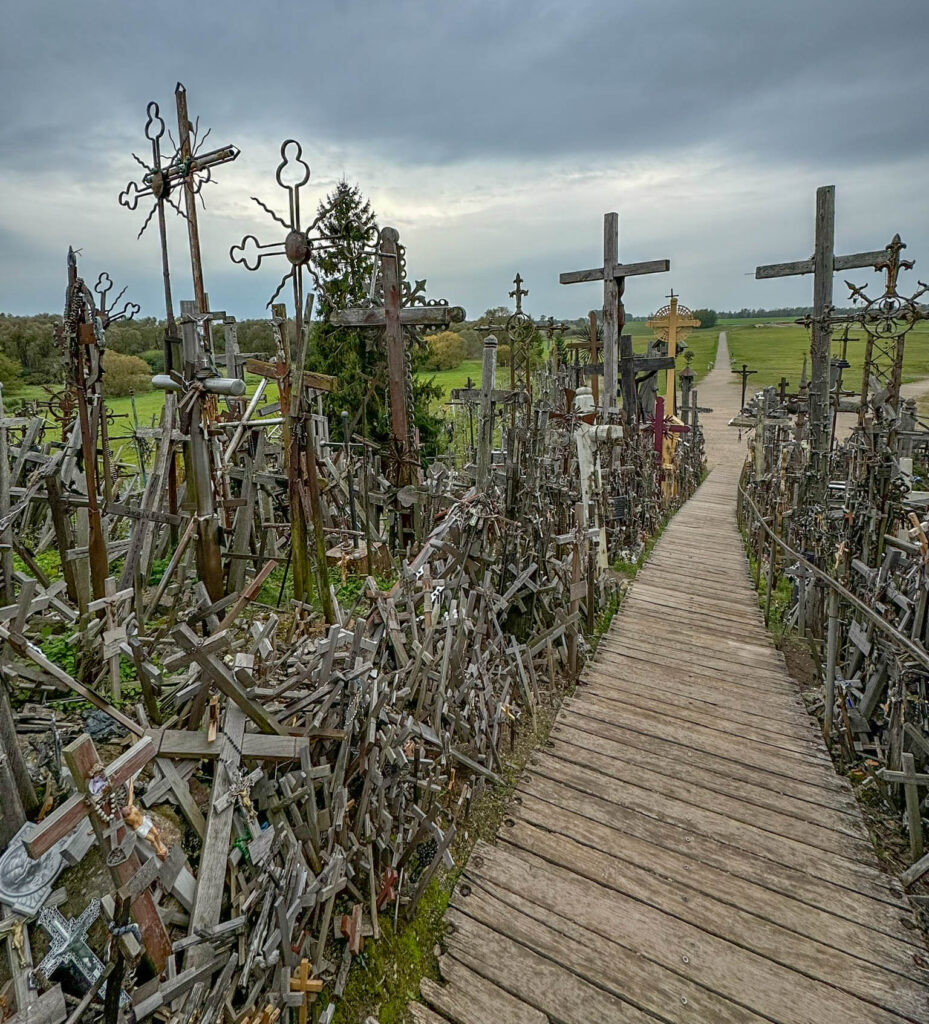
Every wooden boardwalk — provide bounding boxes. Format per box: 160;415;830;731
411;334;929;1024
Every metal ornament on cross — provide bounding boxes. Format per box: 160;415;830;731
230;139;377;339
647;290;700;417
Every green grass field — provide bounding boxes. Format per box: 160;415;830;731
722;319;929;393
418;326;721;408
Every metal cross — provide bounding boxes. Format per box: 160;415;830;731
35;901;104;993
119;83;239;333
509;273;529;314
230;139;373;340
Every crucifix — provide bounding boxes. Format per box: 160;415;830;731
24;735;171;971
646;291;700;416
560;212;669;420
755;185;889;482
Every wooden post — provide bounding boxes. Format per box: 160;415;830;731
601;214;619;420
619;333;636;424
0;386;13;604
810;186;836;479
902;753;925;862
476;336;498;491
764;537;776;627
824;588;839;743
380;227;415;486
587;311;599;407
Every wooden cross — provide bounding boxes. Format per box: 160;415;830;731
755;185;888;479
646;292;700;416
24;735;171;971
560;213;669;419
878;753;928;861
244;303;337;618
289;958;323;1024
331;227;465;488
732;363;758;413
617;335;675;424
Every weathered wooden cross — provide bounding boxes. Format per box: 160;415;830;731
755;185;889;481
732;363;758;413
449;336;527;490
560;212;669;420
332;227;465;489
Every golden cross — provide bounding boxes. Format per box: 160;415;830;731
647;294;700;415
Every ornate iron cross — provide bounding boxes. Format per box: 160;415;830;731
230;139;375;338
119;83;239;329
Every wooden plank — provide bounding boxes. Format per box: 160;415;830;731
516;774;914;941
527;756;902;899
514;790;925;976
422;957;548;1024
443;908;666;1024
467;843;919;1024
500;820;929;1005
539;739;872;859
451;884;766;1024
551;720;865;836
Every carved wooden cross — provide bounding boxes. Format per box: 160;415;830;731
331;227;465;488
24;735;171;971
560;213;669;419
647;292;700;416
755;185;888;478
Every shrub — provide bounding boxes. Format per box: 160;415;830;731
0;353;24;394
423;331;466;371
102;350;153;397
139;349;164;374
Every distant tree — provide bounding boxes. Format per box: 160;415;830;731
102;351;152;397
0;353;23;393
422;331;467;371
693;309;717;329
139;349;164;374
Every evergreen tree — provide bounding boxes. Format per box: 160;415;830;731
308;180;446;459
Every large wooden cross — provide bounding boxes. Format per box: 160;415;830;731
755;185;888;479
560;213;669;419
646;292;700;416
331;227;464;487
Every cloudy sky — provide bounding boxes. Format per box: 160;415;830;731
1;0;927;323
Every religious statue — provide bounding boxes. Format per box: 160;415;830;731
120;781;169;861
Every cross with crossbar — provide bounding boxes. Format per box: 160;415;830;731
560;213;669;419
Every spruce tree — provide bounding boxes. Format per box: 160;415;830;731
308;181;445;459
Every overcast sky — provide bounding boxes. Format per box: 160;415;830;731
1;0;927;323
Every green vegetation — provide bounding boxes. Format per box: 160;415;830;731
724;319;929;393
